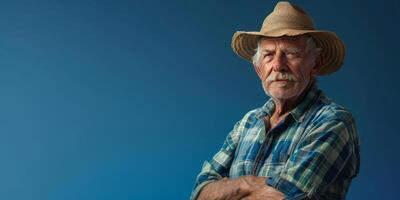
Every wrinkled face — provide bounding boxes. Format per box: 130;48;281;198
254;36;320;101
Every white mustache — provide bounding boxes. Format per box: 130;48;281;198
266;72;297;82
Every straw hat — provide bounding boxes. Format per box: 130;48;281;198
231;1;345;75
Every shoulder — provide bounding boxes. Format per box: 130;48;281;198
232;104;267;133
224;105;266;145
313;93;356;125
301;93;360;149
303;93;358;142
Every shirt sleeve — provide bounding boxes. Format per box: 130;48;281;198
266;114;359;200
189;120;243;200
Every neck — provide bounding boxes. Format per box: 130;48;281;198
272;81;314;118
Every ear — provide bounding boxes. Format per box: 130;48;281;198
311;51;323;75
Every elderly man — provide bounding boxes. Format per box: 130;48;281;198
190;2;360;200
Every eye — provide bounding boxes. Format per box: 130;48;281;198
263;53;273;58
263;52;275;61
285;51;299;59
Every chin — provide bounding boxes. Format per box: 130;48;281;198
270;93;296;100
262;83;302;100
268;88;298;99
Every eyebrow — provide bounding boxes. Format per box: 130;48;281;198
261;47;302;53
284;47;301;53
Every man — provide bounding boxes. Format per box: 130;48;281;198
190;2;360;200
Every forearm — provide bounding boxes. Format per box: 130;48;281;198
196;178;249;200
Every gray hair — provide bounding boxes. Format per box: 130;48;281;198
252;35;322;67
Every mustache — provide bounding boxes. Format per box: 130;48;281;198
266;72;297;82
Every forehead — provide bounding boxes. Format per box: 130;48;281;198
259;36;307;50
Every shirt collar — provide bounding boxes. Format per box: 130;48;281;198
256;84;321;123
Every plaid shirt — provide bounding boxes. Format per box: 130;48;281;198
190;85;360;200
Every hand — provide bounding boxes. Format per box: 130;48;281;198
240;184;285;200
197;177;250;200
236;176;268;193
197;176;284;200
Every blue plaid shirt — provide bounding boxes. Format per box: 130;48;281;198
190;85;360;200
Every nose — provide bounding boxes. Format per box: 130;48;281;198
271;53;288;72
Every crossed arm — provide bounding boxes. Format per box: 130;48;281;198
197;176;284;200
192;113;359;200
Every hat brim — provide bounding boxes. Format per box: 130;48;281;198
231;29;345;75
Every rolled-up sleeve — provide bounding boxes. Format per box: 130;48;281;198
266;115;359;200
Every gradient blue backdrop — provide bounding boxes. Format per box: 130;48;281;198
0;0;398;199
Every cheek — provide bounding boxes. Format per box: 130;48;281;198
296;72;307;82
292;67;312;82
300;70;313;82
299;61;315;79
259;65;273;80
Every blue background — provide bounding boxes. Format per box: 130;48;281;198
0;0;398;199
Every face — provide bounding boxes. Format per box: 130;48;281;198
254;36;320;101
